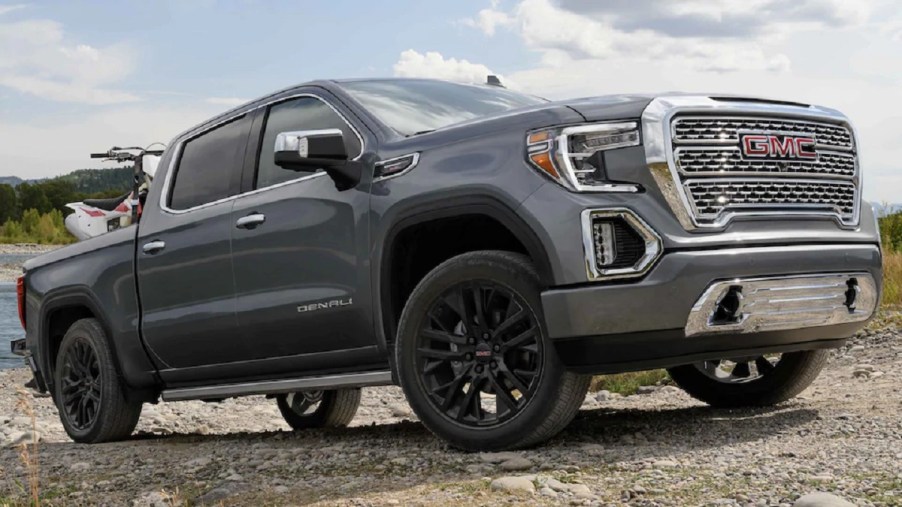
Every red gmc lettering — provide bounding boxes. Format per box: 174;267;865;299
741;134;818;159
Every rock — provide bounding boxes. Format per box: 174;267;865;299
595;390;612;402
273;485;289;494
499;457;534;471
652;459;679;468
793;492;855;507
195;482;249;504
490;476;536;495
539;487;558;497
389;404;412;418
132;491;180;507
69;461;91;472
479;451;522;464
579;443;605;455
636;385;659;395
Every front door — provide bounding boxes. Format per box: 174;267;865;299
229;94;381;375
137;114;251;376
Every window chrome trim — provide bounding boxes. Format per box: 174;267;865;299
581;208;662;281
641;96;861;231
159;93;366;215
373;152;420;182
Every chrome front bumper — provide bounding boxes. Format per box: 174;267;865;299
685;273;878;337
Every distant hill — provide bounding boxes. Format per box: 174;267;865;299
0;167;132;194
0;176;23;187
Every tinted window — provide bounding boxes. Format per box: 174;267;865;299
169;116;249;210
256;97;361;189
339;79;546;136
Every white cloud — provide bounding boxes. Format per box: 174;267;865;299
205;97;249;107
0;17;139;104
461;0;879;73
393;49;501;84
0;103;222;179
0;4;27;16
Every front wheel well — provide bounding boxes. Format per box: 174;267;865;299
383;213;543;348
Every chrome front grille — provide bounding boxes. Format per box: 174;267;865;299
672;116;854;149
675;147;856;178
685;179;857;221
654;107;860;229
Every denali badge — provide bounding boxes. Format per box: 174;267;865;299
297;298;353;313
740;133;818;161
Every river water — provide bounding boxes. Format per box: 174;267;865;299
0;253;33;369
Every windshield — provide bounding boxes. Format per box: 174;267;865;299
339;79;547;136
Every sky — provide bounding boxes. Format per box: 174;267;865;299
0;0;899;202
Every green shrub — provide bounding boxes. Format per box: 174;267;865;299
0;209;75;244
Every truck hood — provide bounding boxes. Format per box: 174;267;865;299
561;94;656;122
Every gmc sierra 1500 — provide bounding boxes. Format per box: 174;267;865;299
12;79;882;451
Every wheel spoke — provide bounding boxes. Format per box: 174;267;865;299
488;372;519;412
498;364;530;395
421;329;469;346
491;307;527;340
417;347;466;362
755;356;776;375
456;376;484;421
501;328;536;351
732;361;751;378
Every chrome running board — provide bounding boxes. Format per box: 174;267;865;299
161;370;393;402
685;273;877;337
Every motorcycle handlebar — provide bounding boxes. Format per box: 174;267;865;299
90;153;110;159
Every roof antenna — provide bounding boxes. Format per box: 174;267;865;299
486;75;505;88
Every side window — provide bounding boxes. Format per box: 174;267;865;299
256;97;361;189
169;115;249;210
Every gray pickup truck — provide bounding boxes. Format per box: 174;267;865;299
12;78;882;451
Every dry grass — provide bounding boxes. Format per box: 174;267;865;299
882;250;902;309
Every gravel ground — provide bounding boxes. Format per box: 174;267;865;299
0;318;899;507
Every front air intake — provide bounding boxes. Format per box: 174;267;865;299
581;209;662;281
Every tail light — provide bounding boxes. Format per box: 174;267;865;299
16;275;26;329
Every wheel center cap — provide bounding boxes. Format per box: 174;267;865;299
474;343;493;363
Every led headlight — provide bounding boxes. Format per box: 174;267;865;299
526;122;641;192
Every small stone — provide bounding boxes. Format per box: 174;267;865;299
579;443;605;455
390;404;412;418
69;462;91;472
595;390;612;402
273;486;289;494
810;474;834;482
652;459;679;468
490;476;536;495
132;491;180;507
793;492;855;507
636;385;658;395
195;482;249;504
500;457;534;471
539;487;558;497
479;452;522;464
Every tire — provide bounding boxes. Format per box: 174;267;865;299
276;389;361;430
667;350;829;408
395;250;591;451
54;318;142;443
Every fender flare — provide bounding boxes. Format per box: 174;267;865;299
374;194;553;354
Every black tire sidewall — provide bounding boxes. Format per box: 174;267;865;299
276;389;360;429
395;251;572;451
54;319;128;442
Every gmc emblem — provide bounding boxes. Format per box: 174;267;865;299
740;133;818;161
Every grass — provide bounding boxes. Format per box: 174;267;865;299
589;370;670;395
882;250;902;308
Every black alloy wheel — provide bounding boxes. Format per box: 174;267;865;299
415;280;544;427
60;337;102;431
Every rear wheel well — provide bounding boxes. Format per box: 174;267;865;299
384;214;535;347
45;306;96;378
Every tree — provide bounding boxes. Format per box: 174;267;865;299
17;183;52;214
0;184;16;224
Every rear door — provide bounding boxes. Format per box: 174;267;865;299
137;114;251;376
228;92;381;375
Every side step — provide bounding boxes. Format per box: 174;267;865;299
161;370;393;402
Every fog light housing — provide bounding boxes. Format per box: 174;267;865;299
581;209;662;281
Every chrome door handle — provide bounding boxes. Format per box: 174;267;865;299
142;240;166;254
236;213;266;229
